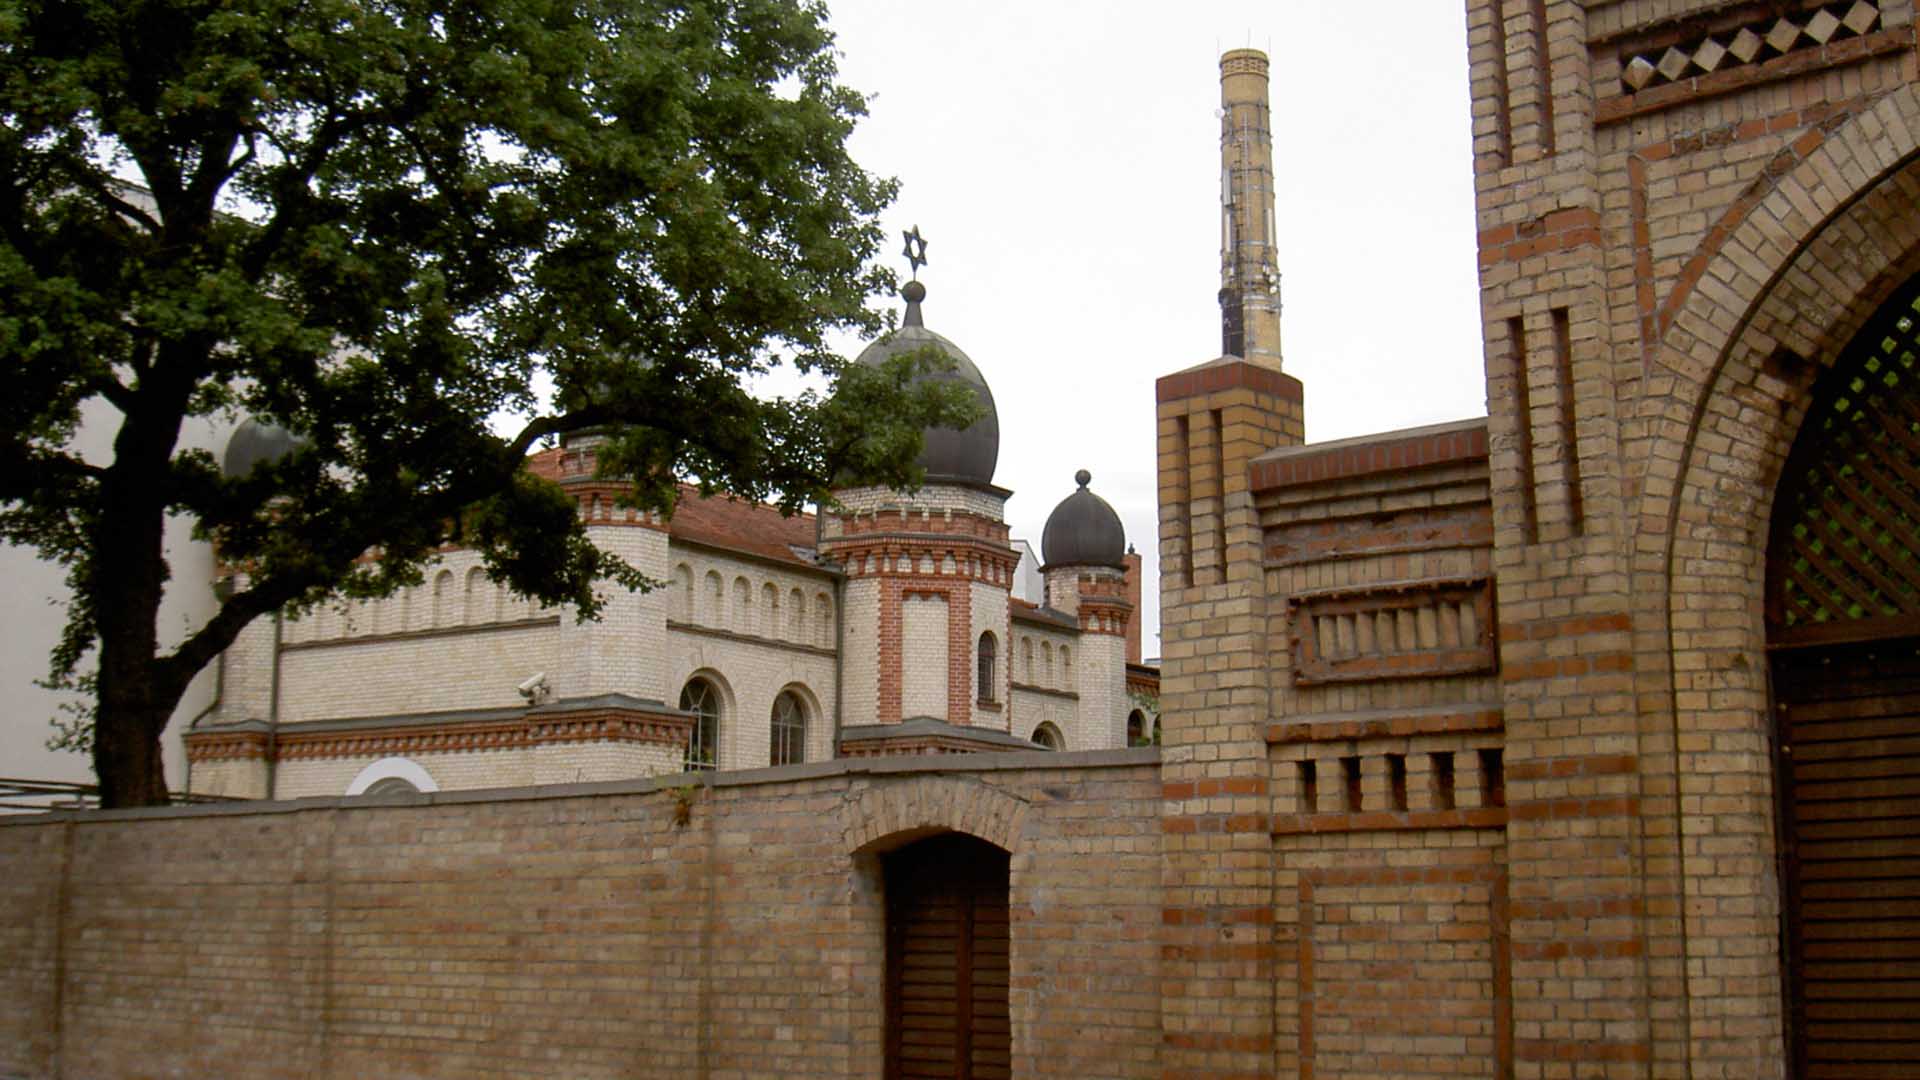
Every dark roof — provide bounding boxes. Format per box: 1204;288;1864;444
1040;470;1126;569
223;416;306;478
853;285;999;487
1010;597;1078;630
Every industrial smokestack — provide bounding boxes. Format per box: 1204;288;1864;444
1219;48;1282;369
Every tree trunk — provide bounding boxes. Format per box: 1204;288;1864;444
92;699;170;808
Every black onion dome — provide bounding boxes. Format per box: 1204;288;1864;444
1041;470;1126;569
222;415;306;478
853;281;999;487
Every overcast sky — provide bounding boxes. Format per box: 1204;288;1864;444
820;0;1488;655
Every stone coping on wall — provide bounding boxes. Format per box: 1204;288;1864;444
5;745;1160;825
1249;416;1488;492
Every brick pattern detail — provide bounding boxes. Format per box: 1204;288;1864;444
1598;3;1907;122
1288;579;1497;684
1251;422;1488;491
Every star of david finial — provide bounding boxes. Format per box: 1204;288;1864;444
902;225;928;281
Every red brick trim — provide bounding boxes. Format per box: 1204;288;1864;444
1162;905;1272;926
1515;1039;1650;1063
1511;937;1645;960
1263;511;1494;568
1508;896;1640;920
222;706;697;763
1272;807;1507;835
184;729;269;763
1155;359;1304;404
1249;423;1487;491
1505;795;1639;821
1596;24;1912;125
1502;650;1632;680
1266;707;1503;744
1505;753;1638;781
1476;207;1602;266
1498;611;1631;641
1160;813;1269;835
1161;775;1266;799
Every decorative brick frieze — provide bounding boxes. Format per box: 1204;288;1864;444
193;698;696;765
276;719;529;760
1287;577;1497;684
1596;1;1909;122
183;728;269;763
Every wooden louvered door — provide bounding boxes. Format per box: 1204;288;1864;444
1774;640;1920;1078
884;833;1011;1080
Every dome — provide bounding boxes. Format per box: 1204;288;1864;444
1041;470;1126;569
853;281;999;487
222;415;305;478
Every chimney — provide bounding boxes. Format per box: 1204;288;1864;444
1219;49;1282;369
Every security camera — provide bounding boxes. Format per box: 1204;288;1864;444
516;672;549;703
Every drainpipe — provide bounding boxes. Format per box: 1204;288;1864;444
833;571;846;757
181;648;225;798
265;612;283;799
820;504;846;758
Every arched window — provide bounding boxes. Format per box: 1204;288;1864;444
463;566;489;624
1061;645;1072;681
1127;709;1149;747
816;592;833;647
1032;722;1063;751
788;587;805;640
977;632;997;703
673;564;694;621
345;756;439;796
1022;638;1034;683
770;690;806;767
363;776;420;796
1042;642;1054;684
761;582;779;637
431;569;455;626
732;576;752;632
704;570;724;625
680;678;720;771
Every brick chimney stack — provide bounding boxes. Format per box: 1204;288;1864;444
1219;48;1282;369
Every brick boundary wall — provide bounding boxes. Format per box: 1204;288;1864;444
0;750;1161;1080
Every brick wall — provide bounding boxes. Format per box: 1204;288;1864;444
0;751;1160;1080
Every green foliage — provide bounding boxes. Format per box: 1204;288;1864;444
0;0;980;804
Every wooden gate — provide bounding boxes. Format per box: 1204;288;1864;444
884;833;1011;1080
1772;642;1920;1078
1767;272;1920;1075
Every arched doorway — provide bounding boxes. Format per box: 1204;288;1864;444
883;832;1010;1079
1767;270;1920;1076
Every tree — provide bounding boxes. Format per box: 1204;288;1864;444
0;0;979;807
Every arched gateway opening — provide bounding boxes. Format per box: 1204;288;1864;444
883;832;1010;1079
1767;271;1920;1076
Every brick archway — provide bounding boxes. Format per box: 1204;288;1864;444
840;774;1030;857
1629;84;1920;1068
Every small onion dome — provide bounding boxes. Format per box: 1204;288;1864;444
1041;469;1126;569
222;415;306;478
853;280;1000;487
